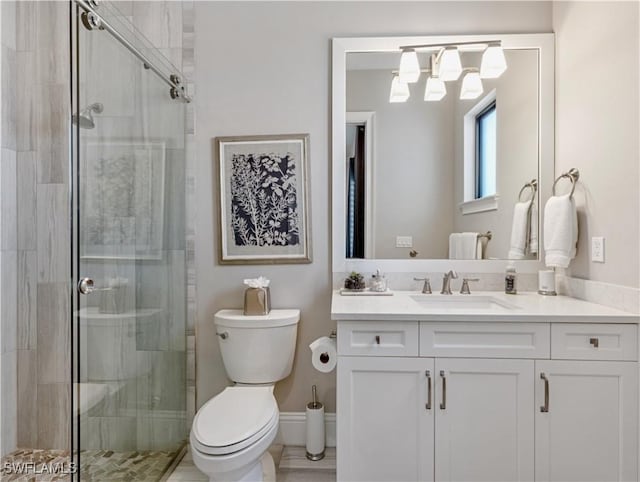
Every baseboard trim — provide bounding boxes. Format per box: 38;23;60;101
276;412;336;448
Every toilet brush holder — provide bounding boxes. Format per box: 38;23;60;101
306;385;325;461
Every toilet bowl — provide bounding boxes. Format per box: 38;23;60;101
190;309;300;482
191;386;279;481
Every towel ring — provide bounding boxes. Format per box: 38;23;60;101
552;168;580;198
518;179;538;202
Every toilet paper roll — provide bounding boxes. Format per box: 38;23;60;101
309;336;337;373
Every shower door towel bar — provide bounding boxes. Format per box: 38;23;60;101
74;0;192;103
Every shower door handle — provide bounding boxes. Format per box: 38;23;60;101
78;277;116;295
78;277;95;295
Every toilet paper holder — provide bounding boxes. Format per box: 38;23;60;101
329;330;337;339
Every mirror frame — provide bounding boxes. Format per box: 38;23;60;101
332;33;554;273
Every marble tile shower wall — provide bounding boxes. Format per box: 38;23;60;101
0;0;197;454
1;0;19;458
9;0;72;452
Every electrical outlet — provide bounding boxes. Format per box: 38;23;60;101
396;236;413;248
591;237;605;263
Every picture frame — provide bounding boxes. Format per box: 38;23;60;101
216;134;312;264
81;140;166;260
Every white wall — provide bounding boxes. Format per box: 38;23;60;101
346;69;454;259
194;1;553;412
553;1;639;288
453;49;539;259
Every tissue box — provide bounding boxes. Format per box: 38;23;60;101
244;287;271;315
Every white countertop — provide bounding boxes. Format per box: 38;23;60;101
331;291;639;323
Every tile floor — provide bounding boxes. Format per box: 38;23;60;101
1;448;181;481
167;445;336;482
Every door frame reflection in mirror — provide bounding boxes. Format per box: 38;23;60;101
332;33;555;273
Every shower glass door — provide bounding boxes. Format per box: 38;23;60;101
72;3;188;479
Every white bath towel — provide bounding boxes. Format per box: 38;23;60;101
449;232;482;260
543;194;578;268
508;200;538;259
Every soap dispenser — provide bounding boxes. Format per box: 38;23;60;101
505;263;517;294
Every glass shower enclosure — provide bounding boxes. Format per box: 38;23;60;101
71;2;189;478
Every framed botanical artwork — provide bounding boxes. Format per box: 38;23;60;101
81;141;166;260
216;134;312;264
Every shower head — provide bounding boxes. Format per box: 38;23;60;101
72;102;104;129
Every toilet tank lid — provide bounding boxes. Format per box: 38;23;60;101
214;309;300;328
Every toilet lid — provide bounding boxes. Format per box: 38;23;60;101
193;387;278;451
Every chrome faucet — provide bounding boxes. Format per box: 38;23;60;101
440;270;459;295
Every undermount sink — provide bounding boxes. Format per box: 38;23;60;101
410;294;520;311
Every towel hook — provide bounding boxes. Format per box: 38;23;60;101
518;179;538;202
552;168;580;198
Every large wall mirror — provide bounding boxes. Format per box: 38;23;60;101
332;34;554;273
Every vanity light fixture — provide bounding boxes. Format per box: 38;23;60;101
424;55;446;101
480;43;507;79
398;48;421;83
438;47;463;81
389;40;506;103
389;74;410;103
460;70;484;100
424;76;447;101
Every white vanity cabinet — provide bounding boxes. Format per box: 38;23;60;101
434;358;534;482
535;360;638;482
337;356;434;481
336;320;638;482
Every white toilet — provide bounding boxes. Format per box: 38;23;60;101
190;309;300;482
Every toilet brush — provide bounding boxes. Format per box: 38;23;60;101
306;385;325;461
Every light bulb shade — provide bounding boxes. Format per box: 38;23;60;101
389;75;410;103
439;48;462;81
480;45;507;78
398;49;421;83
424;76;446;101
460;71;484;99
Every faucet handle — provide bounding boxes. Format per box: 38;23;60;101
413;277;432;294
460;278;480;295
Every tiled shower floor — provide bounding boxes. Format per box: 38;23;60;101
1;448;180;481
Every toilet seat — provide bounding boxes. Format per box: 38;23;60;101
192;386;278;456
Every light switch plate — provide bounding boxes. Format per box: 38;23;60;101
396;236;413;248
591;236;605;263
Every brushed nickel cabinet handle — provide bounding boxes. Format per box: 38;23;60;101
440;370;446;410
589;337;599;348
540;373;549;412
425;370;432;410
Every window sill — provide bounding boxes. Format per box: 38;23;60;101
459;194;499;215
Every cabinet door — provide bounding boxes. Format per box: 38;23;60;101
434;358;534;482
337;356;434;482
535;360;638;482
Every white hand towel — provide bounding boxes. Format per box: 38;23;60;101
544;194;578;268
529;201;539;255
508;200;532;259
449;232;481;260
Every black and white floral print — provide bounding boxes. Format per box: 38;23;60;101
229;152;299;247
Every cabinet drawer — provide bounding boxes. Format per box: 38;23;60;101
337;321;419;356
551;324;638;361
420;322;550;358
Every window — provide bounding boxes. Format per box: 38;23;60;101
475;102;497;199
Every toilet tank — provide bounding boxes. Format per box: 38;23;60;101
214;309;300;384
